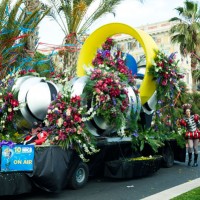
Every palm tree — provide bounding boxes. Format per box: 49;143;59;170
0;0;49;79
24;0;49;56
45;0;143;78
169;0;200;91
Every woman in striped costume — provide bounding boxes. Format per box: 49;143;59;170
180;104;200;167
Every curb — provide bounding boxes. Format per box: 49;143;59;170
141;177;200;200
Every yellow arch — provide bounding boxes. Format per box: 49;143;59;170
77;23;158;105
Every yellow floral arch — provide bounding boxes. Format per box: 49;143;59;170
77;23;158;105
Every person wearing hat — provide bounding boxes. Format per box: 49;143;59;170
179;104;200;167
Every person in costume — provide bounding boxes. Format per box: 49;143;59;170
23;123;49;145
179;104;200;167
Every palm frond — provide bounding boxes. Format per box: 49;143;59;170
79;0;125;34
0;0;49;78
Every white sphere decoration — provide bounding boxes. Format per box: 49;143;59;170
13;76;59;128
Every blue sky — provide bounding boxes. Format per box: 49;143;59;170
38;0;185;46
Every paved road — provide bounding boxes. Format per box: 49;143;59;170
9;160;200;200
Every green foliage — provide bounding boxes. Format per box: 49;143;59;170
172;187;200;200
0;0;49;79
32;52;53;77
131;128;164;153
169;0;200;90
47;0;126;35
176;91;200;115
169;0;200;56
192;69;200;81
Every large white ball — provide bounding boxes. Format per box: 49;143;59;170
13;76;59;128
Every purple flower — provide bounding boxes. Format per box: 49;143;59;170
112;97;116;106
8;79;14;88
0;140;15;148
102;50;110;58
132;131;139;137
168;52;177;60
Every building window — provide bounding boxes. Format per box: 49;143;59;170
127;42;133;50
116;44;121;50
152;36;156;42
186;73;190;84
137;42;142;48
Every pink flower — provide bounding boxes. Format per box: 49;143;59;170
95;88;101;94
66;107;72;116
58;131;66;140
161;79;168;86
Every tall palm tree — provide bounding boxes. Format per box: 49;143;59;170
169;0;200;91
45;0;143;78
0;0;49;79
24;0;50;57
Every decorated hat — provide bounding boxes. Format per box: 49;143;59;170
182;103;192;110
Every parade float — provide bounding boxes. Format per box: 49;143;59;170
0;23;186;196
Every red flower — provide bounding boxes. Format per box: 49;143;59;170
28;69;36;73
58;131;67;140
19;70;27;75
4;92;13;100
7;112;14;121
10;99;19;107
73;113;82;123
71;95;81;104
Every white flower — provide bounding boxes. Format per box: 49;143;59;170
66;108;72;116
47;109;52;114
53;108;59;112
44;119;49;126
57;118;63;127
8;108;12;112
155;68;159;72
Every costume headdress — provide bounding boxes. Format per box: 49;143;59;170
182;103;192;110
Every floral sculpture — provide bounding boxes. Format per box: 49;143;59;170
148;50;185;146
44;38;140;160
83;38;139;135
0;69;38;142
44;91;99;161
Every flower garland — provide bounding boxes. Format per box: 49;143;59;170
44;91;99;161
148;50;185;145
0;69;39;142
149;50;184;114
83;38;139;136
92;38;135;86
83;69;129;133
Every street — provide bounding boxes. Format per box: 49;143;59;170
9;160;200;200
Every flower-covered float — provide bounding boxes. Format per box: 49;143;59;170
0;23;186;195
